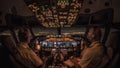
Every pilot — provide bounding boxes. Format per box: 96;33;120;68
16;28;43;68
64;26;105;68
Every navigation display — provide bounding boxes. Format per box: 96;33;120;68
57;42;63;47
48;42;54;47
65;42;71;47
41;41;47;47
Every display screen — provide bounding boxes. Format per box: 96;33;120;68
65;42;71;47
52;48;56;51
41;41;47;47
57;42;63;47
71;41;77;47
48;42;54;47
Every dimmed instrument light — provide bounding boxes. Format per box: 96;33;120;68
57;0;69;8
26;0;83;27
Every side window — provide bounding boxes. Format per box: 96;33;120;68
61;27;86;35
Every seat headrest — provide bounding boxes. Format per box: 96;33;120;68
105;31;120;48
0;35;17;53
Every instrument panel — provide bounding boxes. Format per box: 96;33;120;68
29;35;83;67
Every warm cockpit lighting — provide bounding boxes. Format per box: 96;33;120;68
57;0;69;8
35;44;41;50
25;0;83;27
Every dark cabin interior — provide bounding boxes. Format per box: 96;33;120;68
0;0;120;68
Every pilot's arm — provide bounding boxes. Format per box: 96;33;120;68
77;49;93;68
30;50;43;67
68;49;92;68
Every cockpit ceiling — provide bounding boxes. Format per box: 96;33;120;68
24;0;83;27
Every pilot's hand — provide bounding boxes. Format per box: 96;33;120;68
70;56;74;59
70;57;80;63
35;44;41;50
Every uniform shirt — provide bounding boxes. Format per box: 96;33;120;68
15;42;43;68
78;41;105;68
